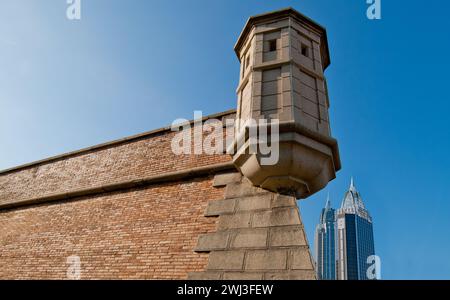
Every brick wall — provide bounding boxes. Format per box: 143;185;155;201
0;177;223;279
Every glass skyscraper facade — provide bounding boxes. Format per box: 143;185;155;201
314;197;336;280
315;178;376;280
336;178;375;280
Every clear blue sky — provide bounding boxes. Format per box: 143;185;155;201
1;0;449;279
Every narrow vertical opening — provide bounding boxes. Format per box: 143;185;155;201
301;44;309;58
269;40;277;52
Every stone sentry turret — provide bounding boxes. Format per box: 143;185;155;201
231;7;341;199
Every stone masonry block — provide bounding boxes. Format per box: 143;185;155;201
253;70;262;82
235;194;272;212
252;208;301;228
195;232;229;252
291;248;314;270
223;272;264;280
245;250;287;270
265;270;316;280
231;228;268;249
318;91;328;106
188;272;222;280
205;199;235;217
208;251;245;270
271;194;296;208
213;173;242;187
217;213;252;230
224;178;267;199
269;226;307;247
281;35;290;48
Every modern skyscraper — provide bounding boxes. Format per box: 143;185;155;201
314;195;336;280
336;178;376;280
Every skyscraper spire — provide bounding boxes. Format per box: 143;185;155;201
340;177;369;218
325;192;331;209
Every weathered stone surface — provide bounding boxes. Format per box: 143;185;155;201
265;270;316;280
213;172;242;187
269;226;307;247
291;248;314;270
235;194;272;211
205;199;235;216
198;172;316;280
271;194;296;208
245;250;287;270
224;178;267;199
231;228;268;248
195;117;317;281
232;8;341;199
223;272;264;280
196;232;229;252
208;251;245;270
188;272;222;280
218;213;252;230
252;207;301;227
